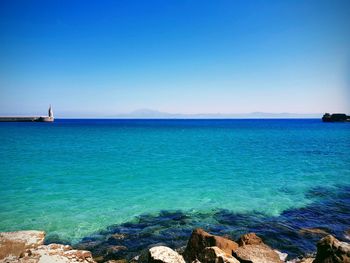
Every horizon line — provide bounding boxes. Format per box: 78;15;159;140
0;110;327;118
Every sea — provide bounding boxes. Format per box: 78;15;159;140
0;119;349;259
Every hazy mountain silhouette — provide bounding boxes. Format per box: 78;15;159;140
109;109;321;119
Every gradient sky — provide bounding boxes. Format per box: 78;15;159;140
0;0;349;117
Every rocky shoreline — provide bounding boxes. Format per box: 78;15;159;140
1;229;349;263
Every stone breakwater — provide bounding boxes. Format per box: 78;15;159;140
1;229;350;263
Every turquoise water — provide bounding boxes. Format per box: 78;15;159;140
0;119;349;244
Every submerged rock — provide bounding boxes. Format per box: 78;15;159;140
106;245;128;256
0;231;96;263
110;234;127;241
299;228;330;236
183;228;238;262
314;235;350;263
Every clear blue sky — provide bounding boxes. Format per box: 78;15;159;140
0;0;349;117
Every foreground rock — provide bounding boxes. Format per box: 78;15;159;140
233;232;283;263
199;246;239;263
233;244;283;263
148;246;185;263
314;235;350;263
0;231;45;260
183;229;285;263
4;229;350;263
0;231;96;263
236;233;263;246
183;229;238;262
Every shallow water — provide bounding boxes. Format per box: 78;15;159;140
0;119;349;256
74;185;350;260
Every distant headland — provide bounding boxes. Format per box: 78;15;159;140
0;105;54;122
322;113;350;122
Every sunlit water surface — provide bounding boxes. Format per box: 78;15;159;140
0;119;349;256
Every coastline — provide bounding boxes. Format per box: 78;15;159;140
1;228;350;263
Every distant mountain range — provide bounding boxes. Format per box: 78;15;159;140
108;109;322;119
2;108;322;118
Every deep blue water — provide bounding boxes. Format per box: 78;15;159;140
0;119;349;259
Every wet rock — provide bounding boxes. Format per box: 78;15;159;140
105;260;128;263
93;255;105;262
132;248;150;263
63;248;94;259
77;240;104;251
299;258;315;263
130;254;141;263
174;246;186;255
274;249;288;261
106;245;128;255
148;246;185;263
344;230;350;241
107;233;128;244
199;246;239;263
237;233;263;246
286;258;315;263
110;233;127;240
299;228;329;236
97;245;128;262
0;230;45;260
183;229;238;262
233;244;283;263
314;235;350;263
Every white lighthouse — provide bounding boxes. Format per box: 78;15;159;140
48;105;53;118
40;105;54;122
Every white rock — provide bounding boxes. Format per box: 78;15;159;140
0;231;96;263
149;246;185;263
274;249;288;261
0;230;45;249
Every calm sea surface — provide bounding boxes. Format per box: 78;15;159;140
0;119;349;257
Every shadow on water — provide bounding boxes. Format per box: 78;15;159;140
46;185;350;261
